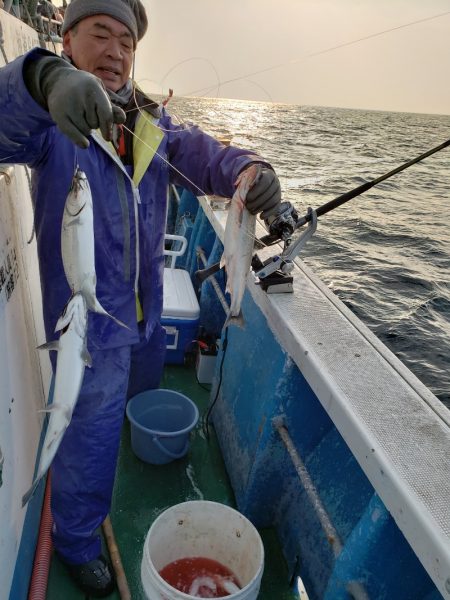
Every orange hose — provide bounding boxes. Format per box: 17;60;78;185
28;473;53;600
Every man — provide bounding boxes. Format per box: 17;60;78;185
0;0;281;596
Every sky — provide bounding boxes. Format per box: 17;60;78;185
132;0;450;115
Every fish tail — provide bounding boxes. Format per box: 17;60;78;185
37;407;55;414
37;340;60;352
22;478;41;507
37;403;68;417
55;293;88;338
87;296;130;330
54;310;72;333
223;310;245;330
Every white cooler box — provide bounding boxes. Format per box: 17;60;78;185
162;267;200;364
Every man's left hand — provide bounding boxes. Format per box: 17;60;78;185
245;167;281;218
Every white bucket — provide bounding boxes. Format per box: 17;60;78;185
141;501;264;600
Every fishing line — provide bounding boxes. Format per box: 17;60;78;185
126;55;279;155
159;56;222;100
128;54;222;135
128;80;201;135
128;63;276;137
122;124;210;197
0;153;21;162
183;10;450;98
126;75;276;135
125;81;282;243
231;81;293;196
242;222;263;245
125;11;450;167
73;148;79;174
201;326;229;440
242;79;274;103
128;55;191;130
121;123;263;245
130;90;195;136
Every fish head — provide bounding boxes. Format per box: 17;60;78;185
65;169;92;217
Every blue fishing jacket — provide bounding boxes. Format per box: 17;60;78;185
0;48;265;349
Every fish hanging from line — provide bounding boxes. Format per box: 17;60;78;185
220;164;259;328
59;167;128;330
22;293;90;506
23;167;130;505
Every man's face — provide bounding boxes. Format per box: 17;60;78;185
63;15;134;92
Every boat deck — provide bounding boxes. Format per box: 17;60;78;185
46;363;298;599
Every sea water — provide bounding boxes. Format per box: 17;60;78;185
169;97;450;409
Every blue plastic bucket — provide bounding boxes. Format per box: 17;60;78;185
126;389;199;465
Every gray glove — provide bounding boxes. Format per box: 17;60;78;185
24;56;126;148
245;167;281;218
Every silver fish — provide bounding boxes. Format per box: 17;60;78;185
220;166;258;327
189;575;240;597
59;167;127;331
22;293;91;506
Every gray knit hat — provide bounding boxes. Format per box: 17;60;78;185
62;0;148;44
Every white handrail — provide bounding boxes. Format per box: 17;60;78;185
164;234;187;269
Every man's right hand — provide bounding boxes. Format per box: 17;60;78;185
24;56;126;148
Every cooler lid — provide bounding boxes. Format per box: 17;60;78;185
162;268;200;319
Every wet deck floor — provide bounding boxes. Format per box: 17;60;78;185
46;364;298;599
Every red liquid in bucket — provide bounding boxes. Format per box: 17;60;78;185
159;556;242;597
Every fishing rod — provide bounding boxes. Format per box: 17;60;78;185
252;136;450;288
262;136;450;244
196;136;450;292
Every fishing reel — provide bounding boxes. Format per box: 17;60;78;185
196;198;317;294
260;201;300;246
253;201;318;293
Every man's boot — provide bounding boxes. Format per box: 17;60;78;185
66;554;116;598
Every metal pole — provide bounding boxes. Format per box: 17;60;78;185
273;416;343;557
196;247;229;314
274;418;371;600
